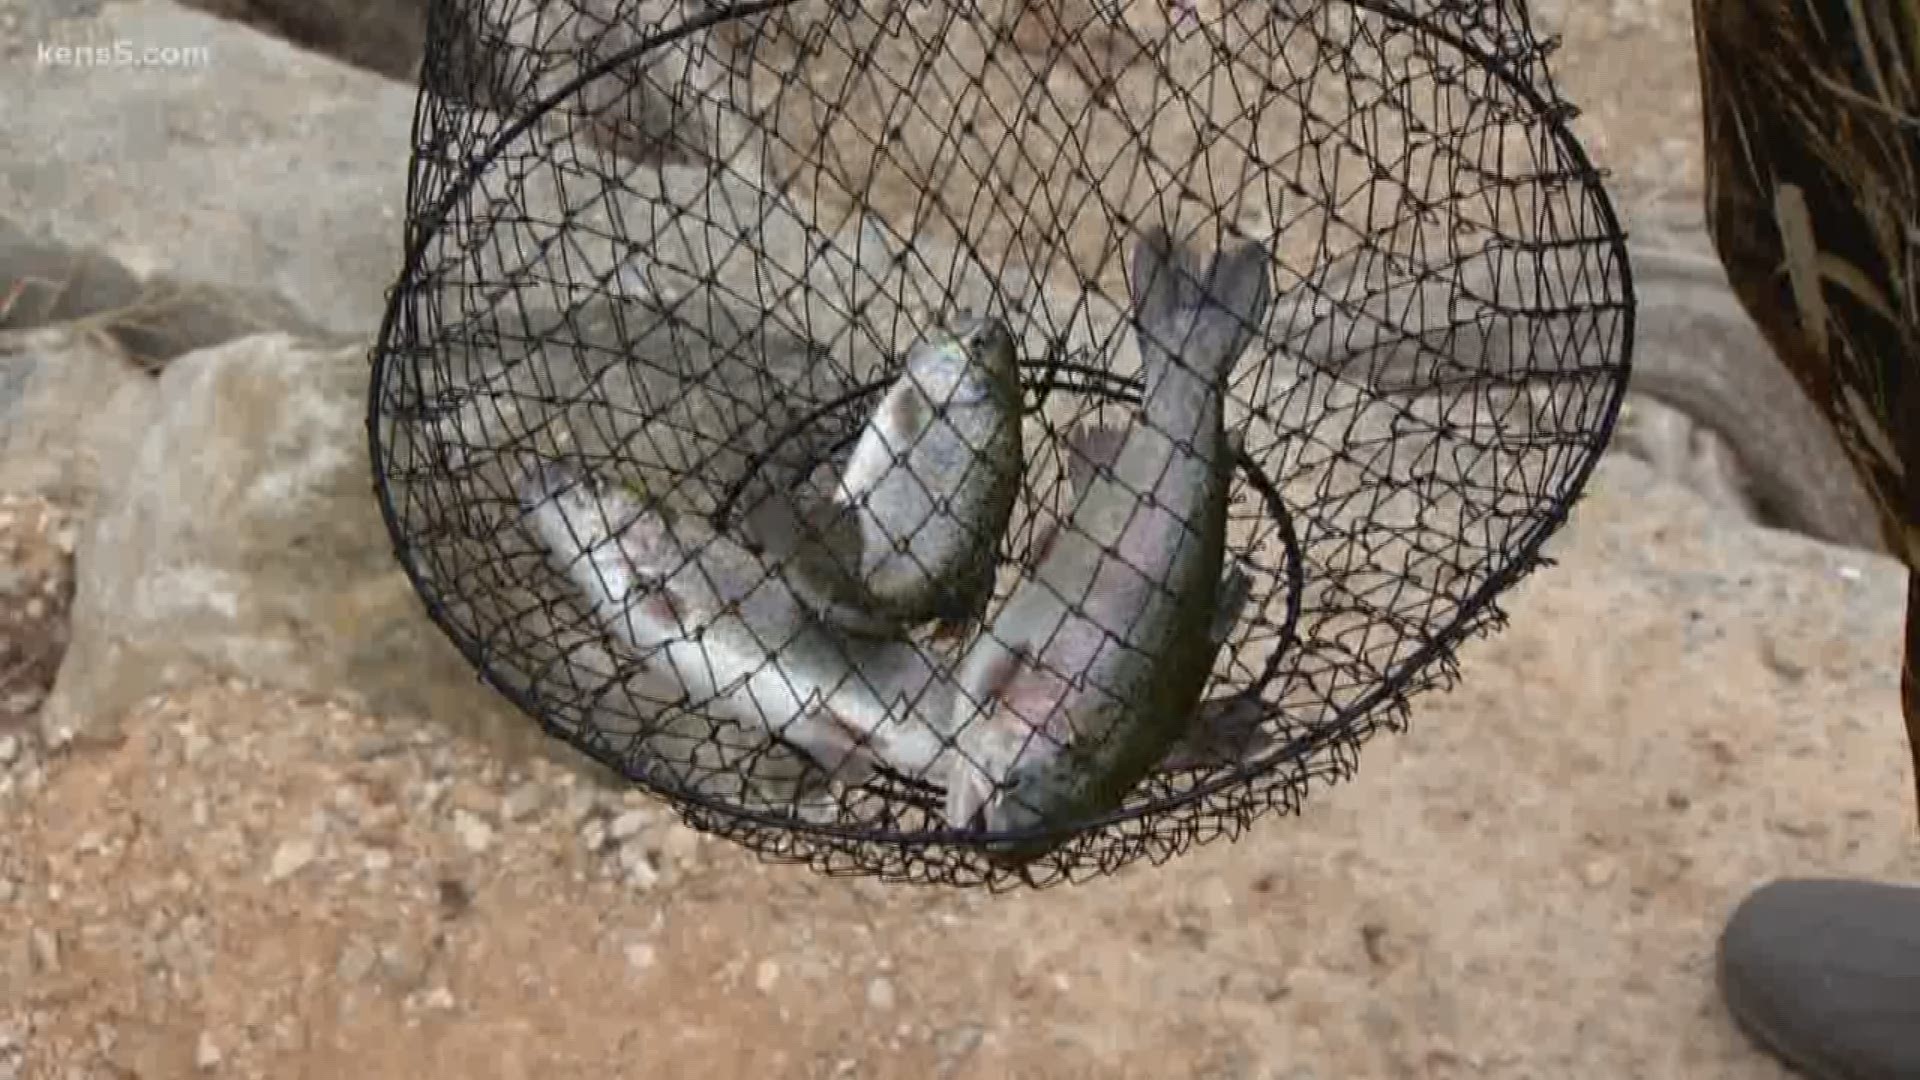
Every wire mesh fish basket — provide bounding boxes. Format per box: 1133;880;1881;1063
369;0;1635;887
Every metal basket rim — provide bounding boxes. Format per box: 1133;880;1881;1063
364;0;1638;854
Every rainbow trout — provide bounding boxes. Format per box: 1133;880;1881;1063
520;460;1269;805
834;314;1024;629
941;226;1273;853
518;461;954;785
740;315;1023;636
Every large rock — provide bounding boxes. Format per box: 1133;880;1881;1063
175;0;750;168
176;0;429;83
0;0;414;333
36;333;557;765
0;0;794;339
0;215;333;365
1614;203;1886;553
0;329;156;512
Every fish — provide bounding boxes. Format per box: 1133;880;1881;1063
517;460;957;787
833;314;1025;631
1041;420;1271;775
521;457;1273;818
738;315;1024;637
939;225;1274;854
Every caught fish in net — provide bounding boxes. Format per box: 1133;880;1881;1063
368;0;1634;887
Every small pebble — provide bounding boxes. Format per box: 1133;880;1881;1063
608;809;650;841
933;1024;985;1071
363;849;393;874
500;782;547;822
754;959;781;993
659;826;702;868
452;810;494;854
625;857;661;892
336;941;376;983
194;1032;221;1070
581;819;607;852
378;943;425;990
0;735;17;766
1581;859;1618;888
267;838;317;882
0;879;15;904
866;976;896;1011
29;930;58;975
625;942;657;972
563;789;599;825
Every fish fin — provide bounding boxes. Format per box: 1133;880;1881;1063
1128;227;1275;384
844;382;925;503
1156;692;1274;772
944;645;1028;828
738;480;878;628
742;482;854;560
1208;560;1253;646
944;761;996;830
1063;421;1128;504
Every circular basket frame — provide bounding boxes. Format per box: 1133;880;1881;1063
369;0;1636;887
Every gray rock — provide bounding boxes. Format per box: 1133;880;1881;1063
0;329;155;511
462;0;758;168
1276;191;1884;557
0;217;143;329
1602;191;1882;553
176;0;751;169
34;332;553;764
176;0;429;83
0;0;415;334
1619;226;1884;553
0;216;335;367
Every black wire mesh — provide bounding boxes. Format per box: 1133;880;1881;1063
369;0;1634;888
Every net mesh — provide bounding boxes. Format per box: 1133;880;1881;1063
369;0;1634;888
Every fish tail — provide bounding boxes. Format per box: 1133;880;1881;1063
1127;226;1275;385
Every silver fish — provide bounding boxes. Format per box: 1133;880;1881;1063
522;458;1270;818
1040;420;1270;775
941;226;1274;852
740;316;1024;636
518;461;956;786
833;314;1024;630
